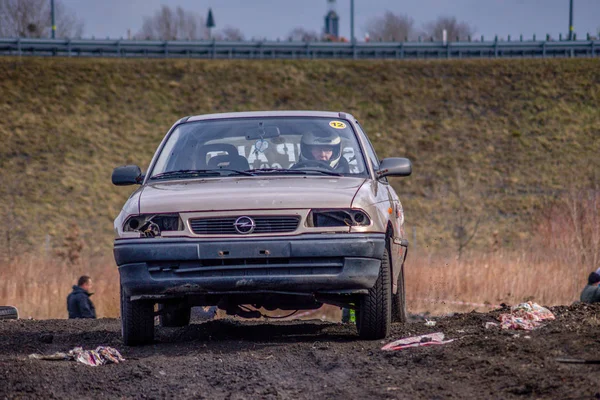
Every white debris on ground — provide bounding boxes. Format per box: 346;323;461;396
29;346;125;366
497;302;555;330
382;332;455;351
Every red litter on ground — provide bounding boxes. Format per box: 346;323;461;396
498;301;555;331
381;332;455;351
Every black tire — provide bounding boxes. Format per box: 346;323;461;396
121;286;154;346
0;306;18;320
392;263;407;323
357;247;392;340
158;303;191;327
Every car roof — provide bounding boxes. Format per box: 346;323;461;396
186;110;356;122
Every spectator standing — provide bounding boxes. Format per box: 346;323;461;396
580;272;600;304
67;276;97;319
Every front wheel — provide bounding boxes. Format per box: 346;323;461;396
121;285;154;346
356;247;392;340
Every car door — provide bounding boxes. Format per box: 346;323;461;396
354;121;406;291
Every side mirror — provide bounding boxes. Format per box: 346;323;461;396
377;158;412;178
112;165;143;186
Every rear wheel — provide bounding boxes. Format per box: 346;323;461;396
392;263;407;323
158;303;191;327
357;247;392;340
121;285;154;346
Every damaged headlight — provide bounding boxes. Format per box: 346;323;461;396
306;209;371;228
124;214;183;237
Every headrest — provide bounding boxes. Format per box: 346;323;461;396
207;154;250;171
197;144;239;168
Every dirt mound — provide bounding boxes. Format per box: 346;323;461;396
1;303;599;399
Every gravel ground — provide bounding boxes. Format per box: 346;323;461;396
1;303;600;399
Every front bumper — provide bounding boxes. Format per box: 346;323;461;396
114;233;385;298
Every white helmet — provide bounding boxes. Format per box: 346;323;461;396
300;130;342;169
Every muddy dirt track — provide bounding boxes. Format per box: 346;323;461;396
1;303;600;399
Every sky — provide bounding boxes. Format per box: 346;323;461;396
62;0;600;41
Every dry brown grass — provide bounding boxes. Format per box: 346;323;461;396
0;254;119;319
406;249;585;315
0;248;586;320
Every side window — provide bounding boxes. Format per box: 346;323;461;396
355;122;387;181
354;122;379;169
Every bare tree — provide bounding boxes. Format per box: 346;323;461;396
54;1;83;38
423;16;475;42
434;168;484;260
0;171;28;261
564;187;600;269
136;5;208;40
287;27;320;42
450;169;482;259
534;185;600;270
1;195;22;261
55;222;84;266
0;0;83;38
0;0;46;37
213;26;245;41
364;11;415;42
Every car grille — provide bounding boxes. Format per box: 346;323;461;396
189;216;300;235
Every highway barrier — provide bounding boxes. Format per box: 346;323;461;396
1;37;599;60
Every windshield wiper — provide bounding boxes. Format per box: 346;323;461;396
245;168;342;177
150;169;254;180
212;168;255;176
245;168;287;173
291;168;342;177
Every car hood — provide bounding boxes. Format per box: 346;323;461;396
139;176;368;213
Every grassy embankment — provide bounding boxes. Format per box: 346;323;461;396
0;58;598;318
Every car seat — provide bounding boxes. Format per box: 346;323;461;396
207;154;250;171
197;143;241;168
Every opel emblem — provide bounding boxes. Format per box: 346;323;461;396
234;216;256;234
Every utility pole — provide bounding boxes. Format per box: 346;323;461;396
350;0;355;43
568;0;574;40
51;0;56;39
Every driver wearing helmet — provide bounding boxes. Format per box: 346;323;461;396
297;130;350;173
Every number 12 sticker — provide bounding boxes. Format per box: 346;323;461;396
329;121;347;129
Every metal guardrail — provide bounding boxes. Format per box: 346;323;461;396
0;38;599;59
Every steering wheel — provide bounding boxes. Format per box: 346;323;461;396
290;159;336;171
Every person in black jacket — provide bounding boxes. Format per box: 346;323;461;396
67;276;97;319
580;272;600;304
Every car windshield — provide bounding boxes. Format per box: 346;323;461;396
148;116;369;180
